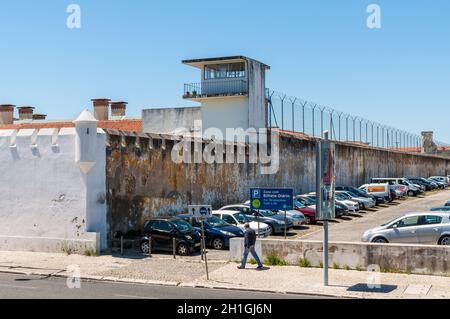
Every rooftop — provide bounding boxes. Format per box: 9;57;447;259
182;56;270;70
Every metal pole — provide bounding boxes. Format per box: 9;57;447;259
257;211;261;238
284;210;287;240
201;220;209;280
324;219;329;285
173;237;176;259
148;236;152;257
323;131;329;286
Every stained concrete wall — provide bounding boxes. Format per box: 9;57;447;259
142;107;201;135
105;131;450;235
230;238;450;276
0;127;107;253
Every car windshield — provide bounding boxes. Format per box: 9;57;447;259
294;200;306;208
338;193;351;199
233;213;250;224
336;194;347;201
258;210;276;217
171;219;194;233
206;215;229;227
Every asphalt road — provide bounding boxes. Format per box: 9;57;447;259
0;272;327;299
303;190;450;242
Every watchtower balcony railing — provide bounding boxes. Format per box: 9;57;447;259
183;79;248;99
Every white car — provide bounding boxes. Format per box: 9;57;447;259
362;212;450;245
336;191;375;209
306;192;359;213
212;210;272;237
243;201;305;226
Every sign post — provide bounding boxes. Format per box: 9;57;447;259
189;205;212;280
316;131;335;286
250;188;294;239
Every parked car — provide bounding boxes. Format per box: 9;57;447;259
406;177;434;191
359;183;391;202
176;214;244;250
371;178;421;197
220;204;294;235
301;193;350;217
361;212;450;245
333;193;360;212
336;185;384;205
428;178;445;189
293;199;317;224
243;200;306;226
212;210;272;237
394;184;409;197
431;207;450;212
336;191;375;210
445;200;450;207
140;218;202;256
295;195;316;209
430;176;449;187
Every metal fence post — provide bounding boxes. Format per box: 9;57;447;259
173;237;176;259
149;236;152;257
120;235;124;256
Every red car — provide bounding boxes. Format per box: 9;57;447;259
294;200;316;224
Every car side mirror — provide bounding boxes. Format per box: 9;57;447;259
392;224;398;229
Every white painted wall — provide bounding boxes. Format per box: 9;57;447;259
201;97;249;140
0;125;107;253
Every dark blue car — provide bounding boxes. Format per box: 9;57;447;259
176;214;244;250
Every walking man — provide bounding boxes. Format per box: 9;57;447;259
238;223;263;269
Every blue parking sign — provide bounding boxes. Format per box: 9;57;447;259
250;188;294;211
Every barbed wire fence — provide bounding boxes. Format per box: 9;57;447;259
267;89;448;151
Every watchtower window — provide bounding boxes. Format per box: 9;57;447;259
204;62;246;80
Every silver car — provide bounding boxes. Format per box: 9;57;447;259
361;212;450;245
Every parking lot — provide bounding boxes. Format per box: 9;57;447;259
297;189;450;242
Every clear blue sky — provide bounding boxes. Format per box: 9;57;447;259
1;1;449;140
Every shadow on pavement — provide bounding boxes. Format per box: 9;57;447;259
347;283;398;294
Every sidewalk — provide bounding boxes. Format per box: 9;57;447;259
0;251;449;299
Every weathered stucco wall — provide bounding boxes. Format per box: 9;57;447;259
106;131;449;236
142;107;201;135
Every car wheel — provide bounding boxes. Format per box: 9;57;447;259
269;224;275;235
372;237;388;244
140;241;151;254
304;216;311;225
177;243;190;256
212;238;225;250
407;190;414;197
439;236;450;246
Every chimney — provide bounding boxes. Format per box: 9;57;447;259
32;114;47;121
0;104;15;125
111;101;128;117
421;131;437;154
18;106;35;120
91;98;111;121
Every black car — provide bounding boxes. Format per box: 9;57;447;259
176;214;244;250
335;185;384;205
335;202;349;217
405;177;434;191
140;218;201;256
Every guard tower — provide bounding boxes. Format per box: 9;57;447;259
183;56;270;140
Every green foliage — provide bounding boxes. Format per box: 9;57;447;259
298;258;311;268
83;248;98;257
264;250;288;266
